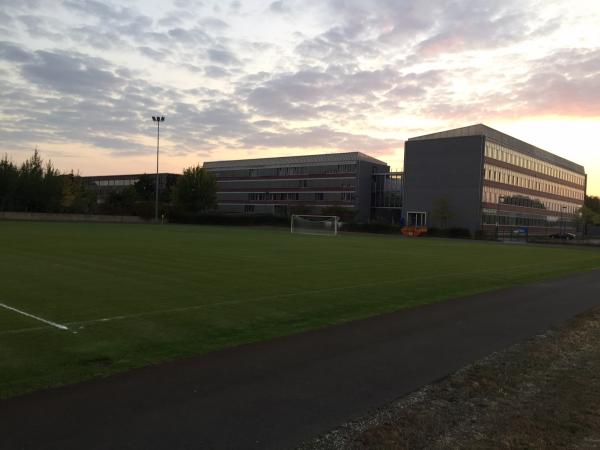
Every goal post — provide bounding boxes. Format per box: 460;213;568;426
290;215;339;236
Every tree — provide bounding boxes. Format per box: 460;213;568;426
102;186;137;215
16;149;45;211
134;174;155;201
60;172;97;213
42;160;63;212
431;196;454;229
585;195;600;215
171;165;217;213
0;155;18;211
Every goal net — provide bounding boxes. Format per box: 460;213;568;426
291;215;339;236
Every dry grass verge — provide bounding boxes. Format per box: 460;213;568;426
301;307;600;449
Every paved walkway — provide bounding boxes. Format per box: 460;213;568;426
1;270;599;450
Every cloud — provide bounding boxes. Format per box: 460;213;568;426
204;65;230;78
63;0;136;23
269;1;290;14
16;14;65;41
241;64;446;121
207;47;240;65
0;0;599;171
242;125;403;155
21;50;123;95
0;41;34;62
512;49;600;117
198;17;229;31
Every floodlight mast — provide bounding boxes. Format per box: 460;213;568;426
152;115;165;222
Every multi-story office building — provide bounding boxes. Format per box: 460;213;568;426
403;124;586;235
203;152;389;222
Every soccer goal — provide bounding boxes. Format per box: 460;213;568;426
291;215;339;236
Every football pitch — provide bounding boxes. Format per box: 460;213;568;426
1;221;599;398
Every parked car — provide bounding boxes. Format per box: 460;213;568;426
549;232;576;240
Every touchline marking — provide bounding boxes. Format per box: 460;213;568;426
67;263;600;328
0;325;50;336
0;303;69;331
3;264;599;335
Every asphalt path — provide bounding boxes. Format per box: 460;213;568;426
1;270;600;450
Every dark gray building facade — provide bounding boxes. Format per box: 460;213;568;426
403;124;586;235
203;152;389;222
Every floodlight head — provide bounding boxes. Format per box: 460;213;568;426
161;116;165;122
152;116;156;121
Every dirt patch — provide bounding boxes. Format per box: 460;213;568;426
301;307;600;449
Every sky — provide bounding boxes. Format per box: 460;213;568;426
0;0;599;195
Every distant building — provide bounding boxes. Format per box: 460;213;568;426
203;152;390;222
403;124;586;235
83;173;180;202
83;124;586;236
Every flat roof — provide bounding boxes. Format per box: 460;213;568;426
408;124;585;174
203;152;388;170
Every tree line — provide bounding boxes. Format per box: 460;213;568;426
0;150;217;217
0;150;96;213
582;195;600;227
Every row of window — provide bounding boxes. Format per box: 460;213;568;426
484;141;584;187
482;209;575;228
217;179;356;190
244;192;355;202
248;193;300;201
372;192;402;208
92;178;138;187
482;186;581;214
484;164;584;201
212;163;358;179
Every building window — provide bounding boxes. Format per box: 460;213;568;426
315;193;324;201
244;205;255;213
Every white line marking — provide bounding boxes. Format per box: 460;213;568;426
68;262;600;327
0;325;50;336
2;263;599;335
0;303;69;331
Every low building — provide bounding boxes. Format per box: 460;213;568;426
83;173;180;202
403;124;586;236
203;152;389;222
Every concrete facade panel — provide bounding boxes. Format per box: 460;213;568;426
403;136;484;234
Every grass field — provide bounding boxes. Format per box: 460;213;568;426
1;221;599;399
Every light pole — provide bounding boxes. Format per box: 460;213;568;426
496;194;505;240
560;206;567;235
152;115;165;222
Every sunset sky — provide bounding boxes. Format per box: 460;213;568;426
1;0;599;194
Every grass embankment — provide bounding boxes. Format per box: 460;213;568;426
305;307;600;449
1;221;599;398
